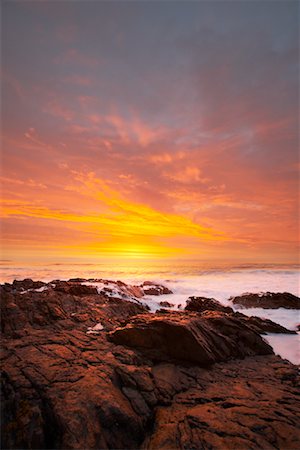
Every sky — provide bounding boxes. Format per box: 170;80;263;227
1;0;299;264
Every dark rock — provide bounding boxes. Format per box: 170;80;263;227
1;280;300;450
54;281;98;296
109;310;273;365
12;279;46;291
185;296;233;313
159;301;175;308
183;297;294;334
0;282;148;338
141;282;173;296
69;284;98;296
230;292;300;309
68;278;88;282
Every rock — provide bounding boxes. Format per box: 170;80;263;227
141;282;173;296
185;296;233;313
100;297;149;326
121;285;144;299
12;279;46;291
1;280;300;450
0;282;148;338
110;281;144;298
1;332;146;450
183;297;294;334
230;292;300;309
80;279;145;300
159;301;175;308
68;278;88;282
142;356;300;450
54;281;98;296
109;311;273;365
69;284;98;296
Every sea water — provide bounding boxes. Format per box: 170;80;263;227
1;260;299;364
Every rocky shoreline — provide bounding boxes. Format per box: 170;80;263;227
1;279;300;449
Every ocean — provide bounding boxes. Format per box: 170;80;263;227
1;260;299;364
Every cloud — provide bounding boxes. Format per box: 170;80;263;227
103;113;167;147
165;166;209;184
2;0;298;262
1;171;230;257
43;99;74;122
0;176;47;189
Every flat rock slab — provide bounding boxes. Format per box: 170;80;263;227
142;356;300;450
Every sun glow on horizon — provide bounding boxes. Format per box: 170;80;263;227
1;164;298;263
1;171;230;260
1;1;298;265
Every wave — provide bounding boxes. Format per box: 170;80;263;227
1;263;299;365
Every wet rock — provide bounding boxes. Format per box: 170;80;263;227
12;279;46;291
54;281;98;296
68;278;88;283
183;297;295;334
121;285;144;299
230;292;300;309
185;296;233;313
0;282;148;338
141;282;173;296
159;301;175;308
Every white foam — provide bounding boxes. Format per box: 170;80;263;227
83;281;141;303
20;286;49;294
2;263;299;364
87;322;104;334
34;286;48;292
233;307;300;331
140;274;300;365
264;333;300;365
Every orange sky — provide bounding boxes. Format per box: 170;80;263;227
1;1;299;263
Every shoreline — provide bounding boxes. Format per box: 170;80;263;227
1;277;300;449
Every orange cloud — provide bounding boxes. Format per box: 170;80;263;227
149;151;186;164
166;166;210;184
43;99;74;122
1;173;229;259
104;114;166;146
